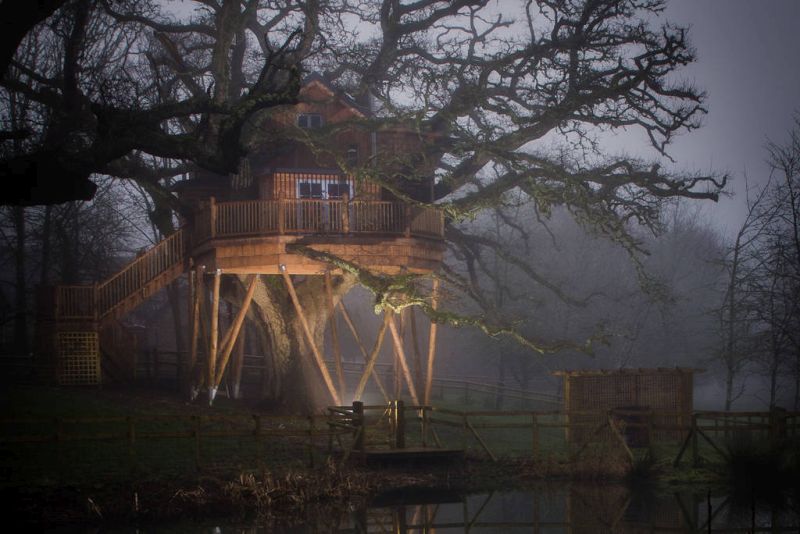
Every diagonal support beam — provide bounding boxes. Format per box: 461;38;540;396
354;311;391;402
339;301;390;402
424;278;440;406
280;265;341;406
388;312;419;405
324;271;346;399
213;275;258;387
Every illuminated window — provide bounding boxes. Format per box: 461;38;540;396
298;182;323;199
346;145;358;166
327;182;350;199
297;113;323;129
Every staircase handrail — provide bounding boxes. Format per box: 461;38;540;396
95;228;187;318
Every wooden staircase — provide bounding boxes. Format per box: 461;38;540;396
39;229;188;385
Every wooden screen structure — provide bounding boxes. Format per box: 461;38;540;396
555;368;700;443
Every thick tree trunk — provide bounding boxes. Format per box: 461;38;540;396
239;273;357;413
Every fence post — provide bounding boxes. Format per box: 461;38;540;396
395;399;406;449
421;406;428;448
691;414;698;467
404;204;412;238
353;401;365;458
278;198;285;234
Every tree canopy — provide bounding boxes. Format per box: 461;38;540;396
1;0;728;356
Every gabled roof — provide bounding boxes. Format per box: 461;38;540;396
301;72;370;117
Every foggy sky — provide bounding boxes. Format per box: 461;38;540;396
645;0;800;235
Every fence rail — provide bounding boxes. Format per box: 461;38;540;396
1;406;798;486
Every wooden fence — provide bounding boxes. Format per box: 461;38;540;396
53;229;187;321
325;402;800;466
1;405;798;485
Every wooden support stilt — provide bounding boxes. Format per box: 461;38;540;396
189;266;205;398
424;278;440;406
213;275;257;387
409;307;424;394
231;321;246;399
207;269;222;403
354;311;391;401
388;312;419;405
393;311;402;398
339;301;390;402
324;271;346;399
280;265;341;406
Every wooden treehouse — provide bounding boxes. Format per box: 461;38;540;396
36;73;445;407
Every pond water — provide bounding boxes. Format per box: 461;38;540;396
78;482;799;533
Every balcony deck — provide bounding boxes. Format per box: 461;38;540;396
189;198;445;275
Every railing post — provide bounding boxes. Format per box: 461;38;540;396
278;198;285;234
342;192;350;233
353;400;364;456
404;204;412;238
209;197;217;238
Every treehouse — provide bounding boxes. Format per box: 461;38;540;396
37;73;445;405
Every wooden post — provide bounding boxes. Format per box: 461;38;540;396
394;399;406;449
231;322;246;399
353;400;365;456
341;192;350;233
532;413;539;460
189;267;204;399
278;198;285;234
280;265;341;405
403;204;412;238
424;278;440;406
324;271;346;399
213;275;258;387
209;197;217;238
207;269;221;404
354;311;391;401
691;413;699;467
340;301;390;402
409;307;424;393
388;312;420;405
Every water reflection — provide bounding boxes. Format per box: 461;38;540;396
337;484;799;533
88;483;799;533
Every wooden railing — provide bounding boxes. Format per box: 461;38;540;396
193;198;444;244
56;286;97;320
96;229;186;318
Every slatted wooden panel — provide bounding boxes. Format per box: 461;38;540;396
57;331;100;385
409;206;444;237
560;368;698;443
56;286;96;319
210;199;443;238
